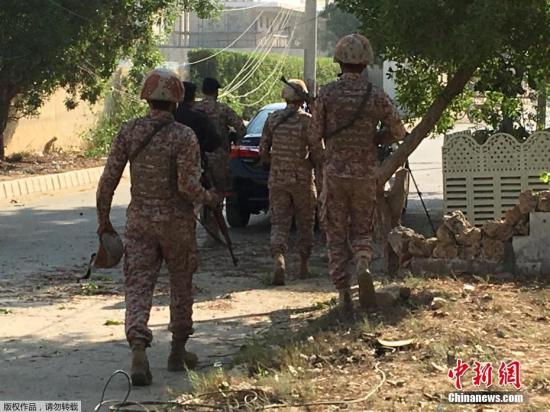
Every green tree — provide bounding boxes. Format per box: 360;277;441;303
336;0;550;182
318;4;361;53
0;0;219;159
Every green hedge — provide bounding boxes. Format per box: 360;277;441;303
187;49;338;118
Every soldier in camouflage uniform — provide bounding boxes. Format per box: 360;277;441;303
310;34;406;310
259;80;323;285
96;68;220;386
195;78;247;237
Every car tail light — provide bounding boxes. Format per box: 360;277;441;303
230;145;260;161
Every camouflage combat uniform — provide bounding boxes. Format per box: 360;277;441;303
259;105;322;259
97;109;215;347
311;73;406;291
195;95;246;191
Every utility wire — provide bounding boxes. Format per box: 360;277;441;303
228;21;298;101
220;9;292;97
218;8;289;94
185;10;265;65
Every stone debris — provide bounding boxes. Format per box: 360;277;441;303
482;220;513;241
388;226;423;263
433;244;458;259
436;225;456;245
482;238;506;262
387;190;548;273
537;190;550;212
409;237;436;258
518;190;538;214
375;286;411;306
443;210;472;235
463;284;476;292
458;246;479;260
456;227;482;246
504;205;523;227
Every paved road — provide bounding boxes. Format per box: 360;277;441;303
0;137;444;409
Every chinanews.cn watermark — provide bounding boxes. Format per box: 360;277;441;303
445;358;526;405
448;391;525;404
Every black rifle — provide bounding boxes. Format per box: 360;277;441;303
280;76;315;113
199;172;238;267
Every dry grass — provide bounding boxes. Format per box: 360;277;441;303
180;276;550;411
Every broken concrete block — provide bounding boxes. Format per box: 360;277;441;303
388;226;423;262
443;210;473;235
518;190;538;214
433;244;458;259
436;225;456;245
482;220;513;241
409;237;436;258
536;190;550;212
458;245;480;260
456;227;482;246
504;205;523;227
482;238;506;262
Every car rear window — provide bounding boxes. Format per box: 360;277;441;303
246;109;275;135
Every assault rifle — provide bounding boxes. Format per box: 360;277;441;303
280;76;315;112
199;172;239;267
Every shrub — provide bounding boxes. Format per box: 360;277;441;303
188;49;339;118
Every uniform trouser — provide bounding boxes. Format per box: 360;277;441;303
204;148;230;236
269;182;317;257
124;211;198;347
321;175;376;290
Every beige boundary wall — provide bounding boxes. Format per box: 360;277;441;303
5;89;100;155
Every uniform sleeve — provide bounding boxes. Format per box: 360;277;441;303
304;114;324;168
376;92;407;144
259;115;273;163
309;92;327;151
200;114;223;153
225;106;247;140
96;127;129;225
177;131;213;204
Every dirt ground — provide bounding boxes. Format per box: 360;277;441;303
0;152;104;181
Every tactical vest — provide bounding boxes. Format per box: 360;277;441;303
270;112;311;169
130;131;178;202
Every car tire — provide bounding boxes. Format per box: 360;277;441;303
226;201;251;228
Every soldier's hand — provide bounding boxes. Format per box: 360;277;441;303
97;220;116;236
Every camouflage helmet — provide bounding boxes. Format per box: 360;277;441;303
94;232;124;269
282;79;308;102
333;34;374;66
140;68;184;103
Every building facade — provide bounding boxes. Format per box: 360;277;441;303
160;0;306;63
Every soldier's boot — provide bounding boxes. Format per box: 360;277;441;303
272;253;286;286
130;341;152;386
337;288;353;313
356;258;377;310
298;254;310;279
167;336;199;372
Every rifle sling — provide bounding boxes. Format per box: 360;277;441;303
271;109;297;133
129;120;173;163
326;83;373;140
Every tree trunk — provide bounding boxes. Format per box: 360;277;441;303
537;83;547;131
0;90;16;160
378;65;477;184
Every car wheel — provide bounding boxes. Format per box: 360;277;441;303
226;201;251;228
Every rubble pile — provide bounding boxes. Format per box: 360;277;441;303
389;189;550;267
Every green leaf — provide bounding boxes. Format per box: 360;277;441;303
104;319;124;326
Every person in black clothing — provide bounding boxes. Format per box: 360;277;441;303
174;81;222;154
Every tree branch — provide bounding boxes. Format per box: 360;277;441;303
378;64;478;184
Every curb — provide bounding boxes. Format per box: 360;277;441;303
0;166;108;201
